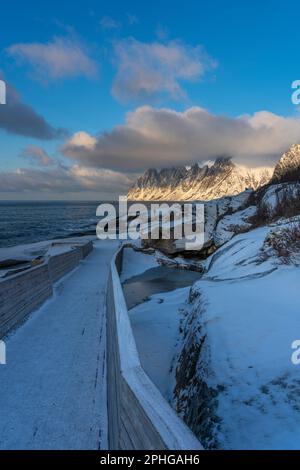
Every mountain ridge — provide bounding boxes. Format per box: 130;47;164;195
128;156;273;201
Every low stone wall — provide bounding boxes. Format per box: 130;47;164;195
106;246;202;450
0;240;93;339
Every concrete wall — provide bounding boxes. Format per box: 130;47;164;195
106;246;202;450
0;240;93;339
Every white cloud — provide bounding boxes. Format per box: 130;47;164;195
111;38;217;103
22;145;54;166
67;131;97;149
62;106;300;170
69;165;134;191
7;36;98;81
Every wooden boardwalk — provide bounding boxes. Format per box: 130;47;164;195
0;240;118;450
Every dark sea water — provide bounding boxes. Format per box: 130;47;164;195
0;201;107;248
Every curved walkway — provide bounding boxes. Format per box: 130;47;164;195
0;240;118;450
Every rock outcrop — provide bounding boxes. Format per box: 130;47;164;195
271;144;300;184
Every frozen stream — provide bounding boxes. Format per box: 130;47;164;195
121;251;201;399
122;265;201;310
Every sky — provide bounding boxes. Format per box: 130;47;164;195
1;0;300;200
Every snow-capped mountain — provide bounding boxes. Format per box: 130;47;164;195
271;144;300;183
128;157;272;201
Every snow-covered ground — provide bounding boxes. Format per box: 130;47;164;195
129;287;189;399
173;222;300;449
0;239;118;450
122;216;300;449
3;206;300;450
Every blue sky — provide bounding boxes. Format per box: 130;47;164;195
1;0;300;199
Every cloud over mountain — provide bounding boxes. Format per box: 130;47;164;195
62;106;300;171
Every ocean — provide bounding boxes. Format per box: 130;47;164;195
0;201;106;248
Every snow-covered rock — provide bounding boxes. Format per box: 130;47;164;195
171;222;300;449
259;182;300;218
141;190;254;256
271;144;300;184
214;205;257;246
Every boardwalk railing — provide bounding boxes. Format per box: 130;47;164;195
0;240;93;339
106;246;202;450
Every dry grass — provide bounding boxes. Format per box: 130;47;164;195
264;220;300;264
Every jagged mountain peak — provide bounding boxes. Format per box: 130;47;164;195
272;144;300;183
128;157;273;201
214;156;234;167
